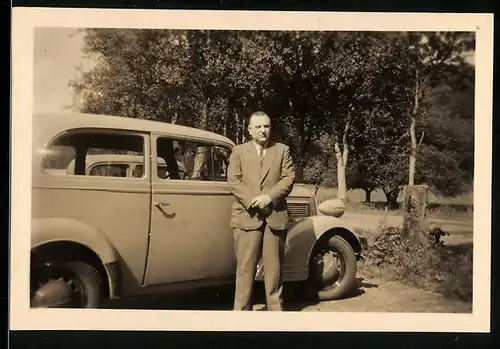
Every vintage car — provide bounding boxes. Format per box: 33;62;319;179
30;112;368;308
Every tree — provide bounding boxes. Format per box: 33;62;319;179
258;31;341;182
303;134;338;187
320;32;391;202
379;32;475;187
415;78;475;196
69;28;475;207
344;32;475;208
346;104;408;208
71;29;197;124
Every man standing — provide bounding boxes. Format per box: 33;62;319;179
227;111;295;311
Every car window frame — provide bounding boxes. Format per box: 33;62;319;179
86;161;132;178
39;127;151;182
211;145;232;182
151;133;233;184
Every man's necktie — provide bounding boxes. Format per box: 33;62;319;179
259;147;264;164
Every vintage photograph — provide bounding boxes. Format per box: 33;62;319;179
11;9;493;332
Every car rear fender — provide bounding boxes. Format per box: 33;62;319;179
31;218;120;298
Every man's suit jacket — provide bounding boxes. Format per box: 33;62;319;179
227;140;295;231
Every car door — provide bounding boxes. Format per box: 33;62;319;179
34;129;152;296
143;134;236;286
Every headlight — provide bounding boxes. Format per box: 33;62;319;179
317;198;345;218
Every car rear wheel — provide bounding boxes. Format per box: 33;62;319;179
30;261;103;308
308;235;358;301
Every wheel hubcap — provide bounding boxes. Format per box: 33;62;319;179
31;266;86;308
314;249;344;288
31;278;73;308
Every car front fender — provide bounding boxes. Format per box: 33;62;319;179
254;215;367;282
310;214;368;250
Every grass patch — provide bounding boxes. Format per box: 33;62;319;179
315;186;473;220
359;226;473;302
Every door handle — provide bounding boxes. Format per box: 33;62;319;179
154;201;168;208
154;202;176;218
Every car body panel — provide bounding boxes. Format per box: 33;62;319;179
32;125;153;296
32;112;234;150
255;215;365;281
31;112;365;301
31;217;120;264
31;176;152;296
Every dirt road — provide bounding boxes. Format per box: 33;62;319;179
280;275;472;313
101;212;472;313
104;274;471;313
102;212;472;313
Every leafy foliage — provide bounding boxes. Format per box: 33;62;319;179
360;227;473;301
70;29;475;200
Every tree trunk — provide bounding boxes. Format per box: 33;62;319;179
295;161;304;183
236;110;245;144
333;116;351;203
336;155;346;201
234;110;241;145
202;97;211;130
364;188;372;203
383;188;399;210
408;69;419;186
409;116;417;186
222;112;227;137
402;184;429;246
334;140;348;202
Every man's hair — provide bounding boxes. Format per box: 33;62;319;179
248;111;271;125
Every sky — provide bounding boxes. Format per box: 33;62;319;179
32;28;476;114
33;28;87;114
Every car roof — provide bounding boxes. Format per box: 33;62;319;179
33;112;236;148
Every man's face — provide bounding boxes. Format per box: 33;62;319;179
248;114;271;145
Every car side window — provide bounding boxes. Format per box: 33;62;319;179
213;146;231;181
133;163;167;178
41;145;76;172
41;130;145;179
88;163;129;177
156;137;216;181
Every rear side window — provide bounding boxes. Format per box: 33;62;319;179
41;130;145;179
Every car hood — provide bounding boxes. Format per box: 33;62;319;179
289;184;317;198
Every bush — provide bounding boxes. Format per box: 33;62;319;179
359;227;473;302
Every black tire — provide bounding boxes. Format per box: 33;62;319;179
308;235;358;301
31;261;103;308
66;261;103;308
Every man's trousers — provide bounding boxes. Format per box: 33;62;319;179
232;223;287;311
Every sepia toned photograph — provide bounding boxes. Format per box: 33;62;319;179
10;9;493;332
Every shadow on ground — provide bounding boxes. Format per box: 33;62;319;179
101;284;236;311
282;277;378;311
102;277;375;311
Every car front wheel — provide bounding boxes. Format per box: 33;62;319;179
30;261;103;308
308;235;358;301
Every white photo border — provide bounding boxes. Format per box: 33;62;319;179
10;8;494;332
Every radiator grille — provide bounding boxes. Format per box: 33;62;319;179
287;202;310;219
